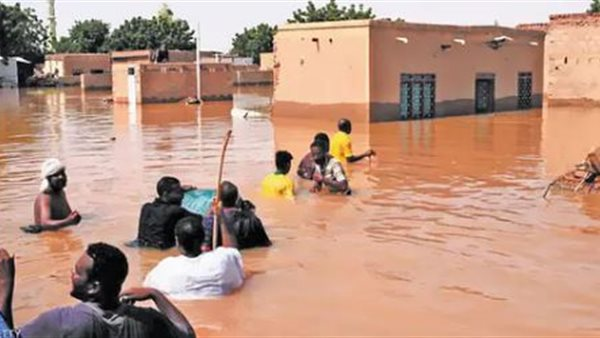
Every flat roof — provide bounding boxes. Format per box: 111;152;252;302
278;19;544;37
550;12;600;21
110;49;220;60
46;53;108;60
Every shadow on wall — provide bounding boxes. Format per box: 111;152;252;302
541;103;600;177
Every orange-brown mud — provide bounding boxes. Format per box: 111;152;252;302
1;88;600;336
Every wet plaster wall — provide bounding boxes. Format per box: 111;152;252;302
369;22;545;122
545;14;600;102
273;21;371;120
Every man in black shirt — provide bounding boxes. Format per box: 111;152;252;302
129;177;199;249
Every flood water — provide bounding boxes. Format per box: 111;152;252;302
1;87;599;336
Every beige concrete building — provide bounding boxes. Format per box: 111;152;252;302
260;53;275;70
274;20;544;122
544;13;600;103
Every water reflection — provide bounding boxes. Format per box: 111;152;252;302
232;86;272;116
0;87;599;336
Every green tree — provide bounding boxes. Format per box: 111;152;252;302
108;4;194;51
589;0;600;13
0;3;47;62
69;19;110;53
230;23;276;64
55;19;110;53
54;36;78;53
288;0;375;23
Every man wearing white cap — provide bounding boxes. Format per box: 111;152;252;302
22;158;81;233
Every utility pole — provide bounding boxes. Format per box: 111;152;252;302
48;0;57;51
195;23;201;101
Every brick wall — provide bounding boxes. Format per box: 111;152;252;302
58;76;80;86
112;62;243;103
516;23;549;32
81;73;112;90
139;64;197;103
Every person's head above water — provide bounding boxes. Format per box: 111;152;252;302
338;118;352;134
156;176;184;204
275;150;293;175
70;242;128;304
40;158;67;193
310;140;327;166
175;216;204;257
220;181;239;208
313;132;330;153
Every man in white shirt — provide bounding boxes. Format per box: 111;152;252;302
144;215;244;300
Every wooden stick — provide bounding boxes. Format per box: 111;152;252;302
542;177;559;200
574;177;587;193
213;129;233;251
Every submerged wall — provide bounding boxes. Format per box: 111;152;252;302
81;73;112;90
112;62;256;103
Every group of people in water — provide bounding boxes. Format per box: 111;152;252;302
0;118;375;337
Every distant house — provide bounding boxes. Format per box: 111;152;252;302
43;53;111;77
0;56;32;88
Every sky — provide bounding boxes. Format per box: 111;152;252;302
4;0;591;52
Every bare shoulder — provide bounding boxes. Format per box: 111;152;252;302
35;193;50;204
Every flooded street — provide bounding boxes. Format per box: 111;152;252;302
0;87;599;336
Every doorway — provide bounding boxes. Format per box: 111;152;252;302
399;73;436;119
475;77;495;113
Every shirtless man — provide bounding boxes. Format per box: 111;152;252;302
23;159;81;233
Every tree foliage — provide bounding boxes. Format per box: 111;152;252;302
230;23;276;64
287;0;375;23
0;3;47;62
108;4;194;51
55;19;110;53
589;0;600;13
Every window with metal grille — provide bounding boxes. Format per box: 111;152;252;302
518;72;532;109
399;73;436;119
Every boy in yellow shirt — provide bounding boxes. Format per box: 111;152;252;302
331;118;375;163
261;151;295;199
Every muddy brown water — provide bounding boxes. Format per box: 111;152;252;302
0;87;599;336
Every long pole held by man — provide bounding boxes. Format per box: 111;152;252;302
213;130;233;250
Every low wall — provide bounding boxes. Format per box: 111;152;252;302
111;62;260;103
81;73;112;90
139;64;197;103
58;76;80;86
234;70;273;86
